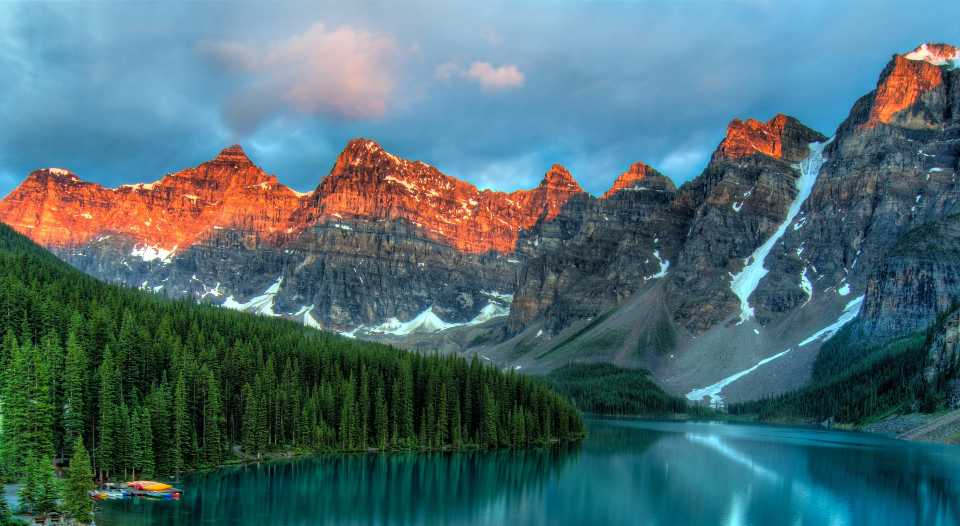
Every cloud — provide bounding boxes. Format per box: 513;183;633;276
466;62;525;90
434;61;525;91
201;22;398;133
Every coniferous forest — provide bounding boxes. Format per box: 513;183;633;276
0;222;584;496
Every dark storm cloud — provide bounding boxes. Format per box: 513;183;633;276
1;0;958;198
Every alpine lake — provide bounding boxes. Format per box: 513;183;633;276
95;417;960;525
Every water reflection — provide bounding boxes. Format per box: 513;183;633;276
97;444;580;525
97;418;960;526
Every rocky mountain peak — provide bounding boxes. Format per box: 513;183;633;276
715;114;826;163
337;138;402;167
209;144;254;166
18;168;84;190
602;162;675;198
539;164;582;193
864;44;953;128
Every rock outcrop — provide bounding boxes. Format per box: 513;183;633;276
855;215;960;343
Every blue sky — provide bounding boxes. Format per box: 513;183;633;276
1;0;957;197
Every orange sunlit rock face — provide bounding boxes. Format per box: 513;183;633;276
865;54;944;127
304;139;585;253
715;114;791;160
0;146;306;256
0;141;586;256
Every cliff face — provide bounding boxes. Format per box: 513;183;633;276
754;44;960;334
865;44;957;129
855;216;960;343
508;163;682;334
715;114;826;162
924;308;960;386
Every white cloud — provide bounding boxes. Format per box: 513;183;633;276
466;62;525;90
201;22;398;131
434;61;525;91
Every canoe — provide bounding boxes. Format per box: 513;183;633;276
89;490;129;501
127;481;172;491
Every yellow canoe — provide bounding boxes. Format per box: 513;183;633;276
127;481;173;491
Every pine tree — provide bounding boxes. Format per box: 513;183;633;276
133;407;155;479
451;389;463;448
19;455;59;517
39;331;64;459
98;345;122;480
374;387;388;450
63;330;87;460
64;438;95;525
241;383;258;457
389;381;401;448
1;332;30;476
437;383;449;448
482;386;498;448
173;372;190;478
400;362;415;446
146;382;172;476
338;382;356;450
358;367;370;448
202;369;223;466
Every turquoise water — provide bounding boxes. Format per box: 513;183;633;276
96;418;960;525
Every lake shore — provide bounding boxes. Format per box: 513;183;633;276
587;411;960;446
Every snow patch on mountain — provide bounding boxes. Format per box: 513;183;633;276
730;139;831;323
368;308;459;336
221;276;283;316
644;250;670;280
904;43;960;68
799;295;864;347
353;292;513;337
686;348;794;404
800;268;813;306
131;244;176;264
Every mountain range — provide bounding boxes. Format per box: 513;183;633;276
2;42;959;406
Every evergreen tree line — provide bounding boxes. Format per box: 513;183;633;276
0;224;584;491
544;363;705;416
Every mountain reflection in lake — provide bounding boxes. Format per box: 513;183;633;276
97;418;960;526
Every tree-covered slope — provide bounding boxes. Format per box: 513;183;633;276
544;363;691;415
0;222;583;485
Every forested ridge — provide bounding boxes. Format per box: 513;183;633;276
0;222;583;499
